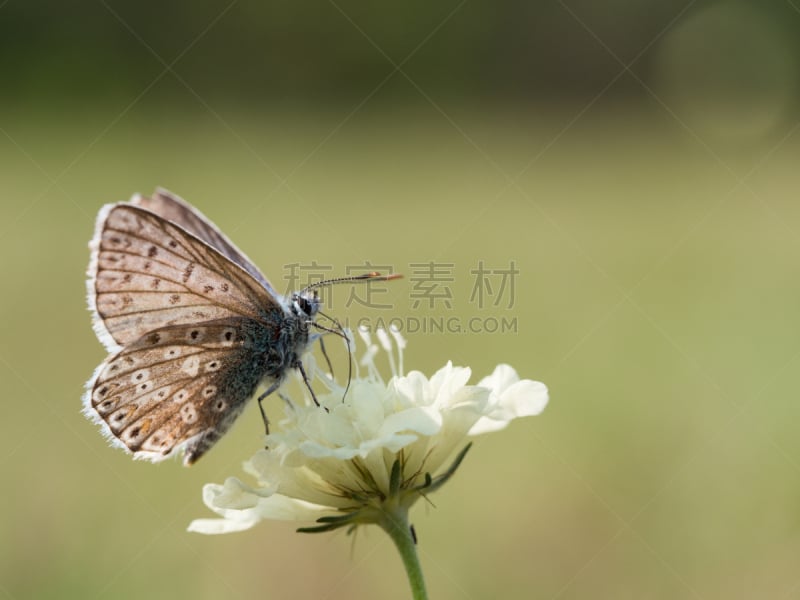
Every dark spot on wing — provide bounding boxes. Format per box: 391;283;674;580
146;332;161;345
122;273;132;284
148;245;158;257
151;277;160;290
203;285;214;293
182;262;195;283
221;283;229;292
169;294;180;305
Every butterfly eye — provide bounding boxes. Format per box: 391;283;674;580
297;296;312;316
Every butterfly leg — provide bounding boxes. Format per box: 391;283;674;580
317;335;335;377
295;360;329;412
278;391;294;409
257;381;281;436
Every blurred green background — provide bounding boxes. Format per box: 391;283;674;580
2;1;800;598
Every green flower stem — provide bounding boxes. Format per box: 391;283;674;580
379;507;428;600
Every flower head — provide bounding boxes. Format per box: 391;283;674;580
188;327;548;535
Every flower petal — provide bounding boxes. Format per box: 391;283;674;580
476;363;519;391
469;374;549;435
188;476;337;534
187;517;260;534
378;406;441;438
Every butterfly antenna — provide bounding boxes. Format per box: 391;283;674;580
300;271;402;295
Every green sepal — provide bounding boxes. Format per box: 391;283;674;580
425;442;472;494
297;511;360;534
389;458;402;496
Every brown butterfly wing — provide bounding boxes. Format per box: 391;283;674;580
87;203;281;352
84;319;272;465
132;188;277;294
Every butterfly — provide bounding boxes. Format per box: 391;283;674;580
83;188;399;465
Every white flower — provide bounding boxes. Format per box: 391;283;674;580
188;328;548;535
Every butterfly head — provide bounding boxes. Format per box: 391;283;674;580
290;290;321;321
292;272;401;322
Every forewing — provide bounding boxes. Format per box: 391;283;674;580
84;319;268;465
132;188;276;294
88;202;281;351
